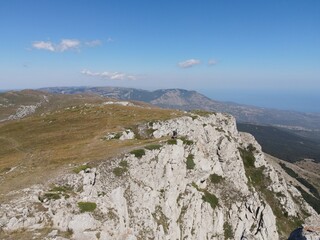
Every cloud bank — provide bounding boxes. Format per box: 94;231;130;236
32;41;55;51
85;40;102;47
178;59;201;68
32;39;100;52
81;69;137;80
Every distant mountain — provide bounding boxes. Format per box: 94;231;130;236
4;87;319;164
41;86;320;131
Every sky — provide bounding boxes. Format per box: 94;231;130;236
0;0;319;112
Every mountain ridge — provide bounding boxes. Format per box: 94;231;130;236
2;88;320;163
1;111;320;239
1;89;320;239
40;86;320;131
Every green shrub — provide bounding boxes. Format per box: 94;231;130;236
210;174;223;184
202;190;218;209
146;128;156;136
113;160;130;177
50;185;72;192
247;144;256;152
113;132;122;139
113;167;127;176
152;206;169;234
238;147;255;168
224;222;233;240
249;167;265;186
145;144;162;150
179;136;194;145
78;201;97;212
191;182;219;210
40;185;73;201
127;126;142;140
73;164;91;174
130;149;145;158
186;154;195;169
61;229;73;238
43;192;61;200
191;182;199;190
167;139;177;145
119;160;128;168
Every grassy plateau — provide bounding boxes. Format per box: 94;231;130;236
0;91;183;200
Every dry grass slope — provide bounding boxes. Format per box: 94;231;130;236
0;94;183;200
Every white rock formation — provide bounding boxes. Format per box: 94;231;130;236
8;104;40;120
103;129;135;141
120;129;135;140
3;95;50;122
103;101;134;106
0;113;319;240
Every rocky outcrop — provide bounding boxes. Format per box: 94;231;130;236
103;101;134;107
0;113;319;239
7;104;41;120
103;129;135;141
0;92;49;122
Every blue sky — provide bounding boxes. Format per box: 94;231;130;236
0;0;319;111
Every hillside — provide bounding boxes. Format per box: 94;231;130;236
0;92;320;239
40;87;320;167
0;91;183;199
0;90;105;122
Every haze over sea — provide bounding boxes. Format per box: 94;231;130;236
203;89;320;113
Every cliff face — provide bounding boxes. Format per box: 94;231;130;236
0;113;319;239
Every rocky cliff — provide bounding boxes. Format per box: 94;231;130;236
1;113;319;239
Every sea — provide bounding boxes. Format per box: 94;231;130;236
202;89;320;113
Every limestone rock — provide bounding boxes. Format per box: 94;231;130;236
120;129;135;140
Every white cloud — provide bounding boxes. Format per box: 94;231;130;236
81;69;137;80
208;59;218;66
32;41;55;51
85;40;102;47
58;39;80;52
178;59;201;68
32;39;100;52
